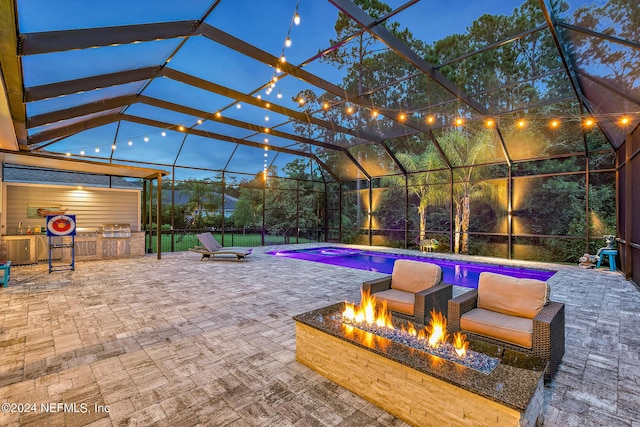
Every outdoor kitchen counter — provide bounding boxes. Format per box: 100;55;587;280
1;232;145;265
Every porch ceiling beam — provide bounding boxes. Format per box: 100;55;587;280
27;112;122;145
25;66;161;102
328;0;490;116
18;21;201;55
138;96;345;153
121;114;341;181
577;70;640;108
27;94;138;128
556;21;640;52
162;68;383;143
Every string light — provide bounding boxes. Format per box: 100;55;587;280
298;97;305;106
178;126;185;132
517;119;526;128
128;140;133;146
285;37;292;47
346;106;354;115
426;115;435;124
584;118;595;127
620;116;630;126
80;149;85;156
294;12;300;25
277;91;282;99
95;146;100;153
399;113;406;122
144;135;149;142
161;131;166;137
485;119;494;127
111;143;117;150
550;119;560;128
66;152;71;156
455;118;464;126
322;102;330;110
236;103;242;109
371;110;379;118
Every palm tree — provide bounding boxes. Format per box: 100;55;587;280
439;128;500;253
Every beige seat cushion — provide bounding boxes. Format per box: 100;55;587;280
391;260;442;293
460;308;533;348
477;272;550;319
374;289;415;315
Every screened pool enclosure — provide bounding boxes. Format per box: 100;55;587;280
1;0;638;277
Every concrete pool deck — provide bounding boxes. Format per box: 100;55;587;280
0;243;639;426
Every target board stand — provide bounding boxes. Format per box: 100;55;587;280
46;214;76;273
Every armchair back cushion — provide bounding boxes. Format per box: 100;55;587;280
391;260;442;293
477;272;550;319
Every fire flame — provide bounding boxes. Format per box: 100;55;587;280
342;290;394;329
342;293;469;360
453;331;469;357
426;309;447;347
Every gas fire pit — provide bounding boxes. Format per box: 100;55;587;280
294;300;547;427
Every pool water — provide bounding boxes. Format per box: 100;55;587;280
269;247;556;289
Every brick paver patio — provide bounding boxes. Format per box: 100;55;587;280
1;245;638;426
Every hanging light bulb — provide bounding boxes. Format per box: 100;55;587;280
277;91;282;99
265;102;271;108
256;95;261;100
161;131;166;137
80;149;85;156
285;37;292;47
620;116;630;126
270;82;276;88
550;119;560;128
276;66;282;74
455;118;464;126
178;126;185;132
111;143;117;150
298;97;305;106
294;12;300;25
485;119;494;127
144;135;149;142
128;140;133;146
65;152;71;156
399;113;406;122
517;119;526;128
371;110;379;118
584;118;595;127
264;138;269;143
265;114;270;121
322;102;330;110
197;119;203;124
346;106;354;115
426;115;435;124
95;146;100;153
236;103;242;109
215;112;222;118
280;55;286;63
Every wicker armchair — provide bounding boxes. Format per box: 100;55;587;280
448;275;565;383
362;260;452;325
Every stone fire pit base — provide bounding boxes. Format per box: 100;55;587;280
294;303;545;427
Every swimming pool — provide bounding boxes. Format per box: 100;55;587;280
269;247;556;289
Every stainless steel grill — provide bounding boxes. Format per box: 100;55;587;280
101;224;132;238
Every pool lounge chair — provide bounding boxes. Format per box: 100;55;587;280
189;233;252;261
